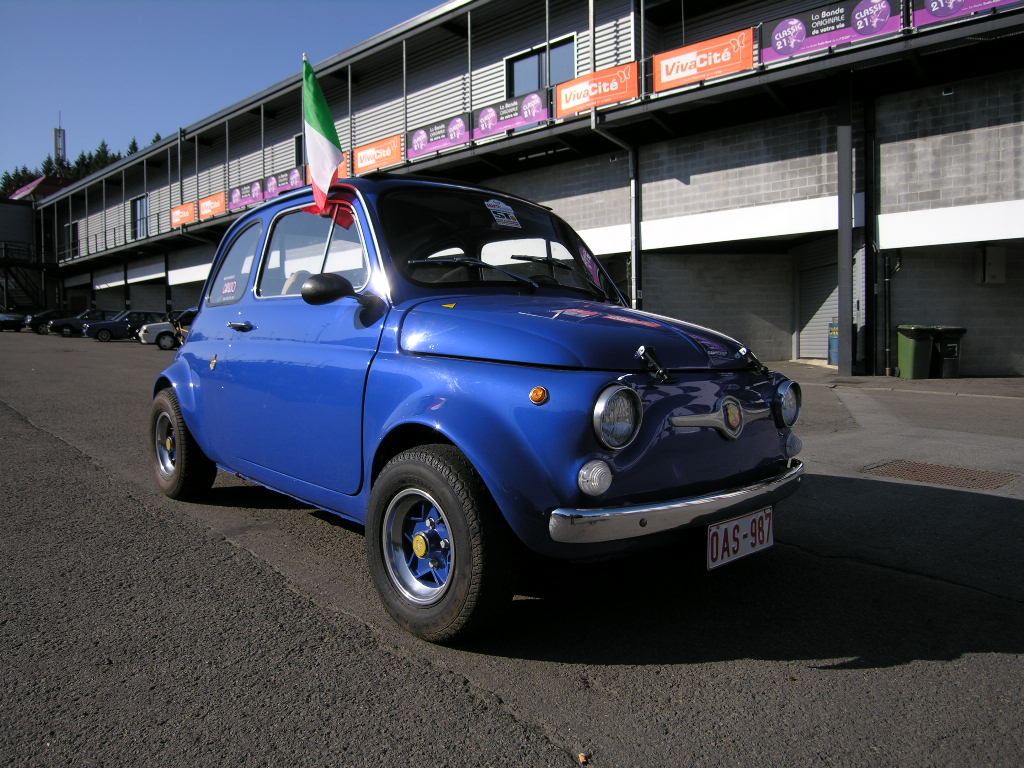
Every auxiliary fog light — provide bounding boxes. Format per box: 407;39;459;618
578;459;613;497
786;432;803;458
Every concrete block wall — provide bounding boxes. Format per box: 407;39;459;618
890;245;1024;376
640;109;840;220
877;69;1024;214
643;251;794;361
483;152;630;232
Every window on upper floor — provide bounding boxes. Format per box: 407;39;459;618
131;195;148;240
506;37;575;98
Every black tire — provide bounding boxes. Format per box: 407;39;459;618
366;444;514;643
35;324;48;335
156;332;176;350
149;388;217;500
96;328;112;342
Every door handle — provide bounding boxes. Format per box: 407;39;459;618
227;320;254;332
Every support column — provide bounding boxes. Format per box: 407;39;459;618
837;75;854;376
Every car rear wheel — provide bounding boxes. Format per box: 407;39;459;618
150;388;217;500
366;444;514;643
96;329;112;342
156;332;177;350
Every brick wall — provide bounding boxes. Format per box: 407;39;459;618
877;69;1024;215
640;108;846;221
891;245;1024;376
643;251;794;361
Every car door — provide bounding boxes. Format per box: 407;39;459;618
192;201;386;500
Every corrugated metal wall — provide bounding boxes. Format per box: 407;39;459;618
352;48;404;146
407;26;470;128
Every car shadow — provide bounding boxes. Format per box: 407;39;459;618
460;474;1024;669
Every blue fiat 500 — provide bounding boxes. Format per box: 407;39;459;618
150;176;803;642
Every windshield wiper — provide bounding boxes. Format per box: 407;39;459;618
510;254;610;301
408;257;539;289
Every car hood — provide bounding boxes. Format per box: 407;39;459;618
398;295;751;371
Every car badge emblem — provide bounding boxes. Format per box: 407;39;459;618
724;401;742;434
442;303;457;309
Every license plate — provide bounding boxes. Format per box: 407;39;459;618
706;506;774;570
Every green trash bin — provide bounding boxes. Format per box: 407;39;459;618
896;325;933;379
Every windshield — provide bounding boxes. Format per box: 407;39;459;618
379;187;617;301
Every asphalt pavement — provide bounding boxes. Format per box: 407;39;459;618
1;332;1021;767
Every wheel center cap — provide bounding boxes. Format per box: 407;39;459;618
412;533;429;558
165;437;174;452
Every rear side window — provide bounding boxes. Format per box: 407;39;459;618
208;223;262;306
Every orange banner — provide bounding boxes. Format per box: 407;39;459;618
555;62;638;119
654;29;754;93
198;192;226;220
353;137;402;175
171;202;196;227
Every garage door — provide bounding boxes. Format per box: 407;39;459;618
798;264;837;359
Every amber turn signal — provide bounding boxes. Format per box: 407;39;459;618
529;386;549;405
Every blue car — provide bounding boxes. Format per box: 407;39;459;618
150;176;803;642
84;310;165;341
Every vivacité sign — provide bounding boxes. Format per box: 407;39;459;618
354;135;402;175
555;62;639;118
761;1;903;64
653;29;755;93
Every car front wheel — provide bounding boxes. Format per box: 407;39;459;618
156;332;177;350
96;329;112;342
366;445;514;643
150;388;217;499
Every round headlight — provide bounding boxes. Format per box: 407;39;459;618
593;385;642;450
773;380;801;428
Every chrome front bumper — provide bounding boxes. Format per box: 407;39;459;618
548;459;804;544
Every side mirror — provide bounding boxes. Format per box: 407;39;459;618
301;273;383;311
301;273;355;305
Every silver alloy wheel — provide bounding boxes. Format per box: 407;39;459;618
381;488;455;606
154;412;176;476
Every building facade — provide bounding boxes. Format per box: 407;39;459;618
29;0;1024;375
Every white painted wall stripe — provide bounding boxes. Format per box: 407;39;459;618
878;199;1024;249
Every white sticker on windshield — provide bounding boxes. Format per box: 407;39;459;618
485;199;521;229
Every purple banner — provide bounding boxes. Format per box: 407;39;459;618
262;167;305;200
406;114;470;160
913;0;1024;26
229;180;263;210
472;91;548;140
761;1;903;64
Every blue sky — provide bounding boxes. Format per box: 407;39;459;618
0;0;441;174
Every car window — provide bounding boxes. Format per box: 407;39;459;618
323;210;369;289
208;222;262;306
257;211;332;297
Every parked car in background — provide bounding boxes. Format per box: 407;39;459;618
22;309;62;334
0;311;25;331
150;176;803;643
83;310;164;342
47;309;120;337
139;309;197;350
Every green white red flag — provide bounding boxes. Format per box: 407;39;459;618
302;54;344;213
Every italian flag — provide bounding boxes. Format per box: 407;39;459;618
303;55;344;212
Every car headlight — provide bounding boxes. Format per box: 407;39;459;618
772;380;801;428
593;385;642;449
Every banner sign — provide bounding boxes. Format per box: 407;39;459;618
354;135;403;175
262;167;305;200
654;29;755;93
199;192;226;220
473;91;548;140
229;180;264;210
761;1;903;64
407;114;471;160
912;0;1024;26
170;202;196;227
555;62;639;118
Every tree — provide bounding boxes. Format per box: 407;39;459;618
151;132;162;144
127;137;139;155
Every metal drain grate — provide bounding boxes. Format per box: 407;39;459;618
862;459;1020;490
